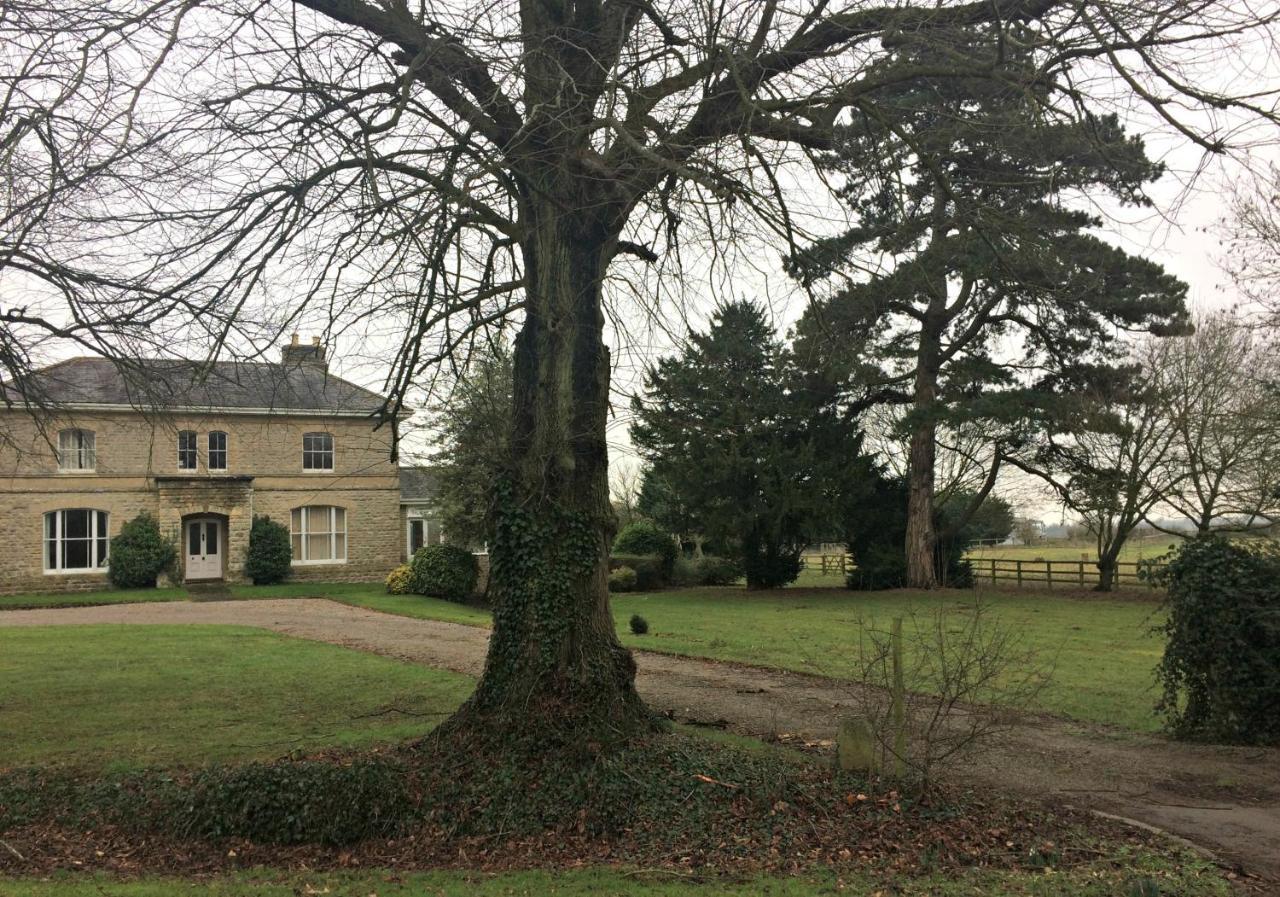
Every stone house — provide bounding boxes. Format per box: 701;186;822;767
0;341;421;595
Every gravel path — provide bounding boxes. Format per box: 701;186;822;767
4;598;1278;880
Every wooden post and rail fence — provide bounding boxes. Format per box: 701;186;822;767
801;553;1165;591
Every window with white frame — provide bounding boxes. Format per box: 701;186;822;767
406;516;442;556
208;431;228;470
302;432;334;471
290;505;346;563
56;429;96;471
44;509;109;572
177;430;198;470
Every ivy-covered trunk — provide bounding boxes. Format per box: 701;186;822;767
443;199;656;743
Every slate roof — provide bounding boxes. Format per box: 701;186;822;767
1;356;391;416
399;466;441;503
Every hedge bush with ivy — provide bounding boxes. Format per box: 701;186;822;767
1149;536;1280;744
612;521;677;580
411;544;479;602
245;515;292;585
108;513;176;588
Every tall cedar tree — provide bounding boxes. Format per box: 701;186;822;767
789;30;1188;588
631;301;877;588
427;343;514;548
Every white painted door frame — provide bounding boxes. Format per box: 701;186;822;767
185;517;223;581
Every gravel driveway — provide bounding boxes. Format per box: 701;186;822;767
3;598;1277;880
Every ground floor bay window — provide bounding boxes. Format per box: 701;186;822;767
44;509;109;573
290;506;347;564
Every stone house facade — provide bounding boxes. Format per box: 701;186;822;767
0;342;407;595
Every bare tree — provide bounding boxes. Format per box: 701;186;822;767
1148;311;1280;533
1224;166;1280;325
1010;352;1184;590
3;0;1280;745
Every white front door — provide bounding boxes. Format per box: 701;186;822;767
186;518;222;581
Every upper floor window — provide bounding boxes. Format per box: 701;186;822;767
291;505;346;563
44;509;109;573
177;430;197;470
302;432;334;471
208;431;228;470
56;429;96;471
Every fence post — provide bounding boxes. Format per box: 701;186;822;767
1078;561;1085;587
1016;560;1023;587
1045;560;1053;590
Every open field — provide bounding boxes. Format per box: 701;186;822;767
0;625;473;771
965;537;1183;564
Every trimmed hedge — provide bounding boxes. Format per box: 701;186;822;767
613;522;677;580
411;544;479;602
609;565;638;592
245;515;292;585
107;513;175;588
696;555;741;586
609;553;666;590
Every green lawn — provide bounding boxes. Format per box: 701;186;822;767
0;625;474;771
0;860;1230;897
613;588;1165;731
0;587;189;610
966;537;1182;564
0;576;1168;731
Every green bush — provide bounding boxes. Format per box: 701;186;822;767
609;565;638;592
740;544;802;589
610;553;665;590
629;614;649;635
385;564;414;595
613;521;677;579
697;555;741;586
846;542;906;590
107;513;175;588
671;556;701;587
1149;536;1280;744
245;515;292;585
411;544;479;602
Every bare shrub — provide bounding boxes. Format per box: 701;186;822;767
845;603;1052;790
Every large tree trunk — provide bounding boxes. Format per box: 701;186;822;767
441;201;656;744
1095;554;1118;592
905;416;939;589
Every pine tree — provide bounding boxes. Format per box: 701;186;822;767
631;300;877;589
790;28;1188;588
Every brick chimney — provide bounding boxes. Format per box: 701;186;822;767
280;333;328;370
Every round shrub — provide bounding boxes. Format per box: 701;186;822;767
1150;536;1280;744
108;513;176;588
629;614;649;635
609;565;638;593
245;515;292;585
696;555;741;586
411;544;479;603
613;521;677;579
385;564;413;595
